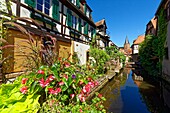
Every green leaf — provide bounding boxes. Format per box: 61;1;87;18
61;95;68;102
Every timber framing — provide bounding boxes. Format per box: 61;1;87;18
9;0;95;44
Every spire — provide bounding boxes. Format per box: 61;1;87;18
125;36;130;44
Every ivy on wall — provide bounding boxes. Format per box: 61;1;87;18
157;8;168;73
139;9;167;77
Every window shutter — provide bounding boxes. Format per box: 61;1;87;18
52;0;59;21
84;22;88;35
67;9;72;27
84;4;87;15
76;0;80;8
93;29;96;38
25;0;36;8
78;18;82;32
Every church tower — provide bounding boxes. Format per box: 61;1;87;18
124;36;130;52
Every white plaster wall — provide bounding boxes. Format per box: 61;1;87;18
74;41;90;65
133;45;139;54
20;6;31;18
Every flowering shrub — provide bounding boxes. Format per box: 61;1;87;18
0;58;106;113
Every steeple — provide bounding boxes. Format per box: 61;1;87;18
124;36;130;44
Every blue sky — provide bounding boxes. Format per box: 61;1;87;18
86;0;161;47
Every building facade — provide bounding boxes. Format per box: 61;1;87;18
1;0;96;73
145;16;157;36
131;35;145;62
95;19;110;50
155;0;170;109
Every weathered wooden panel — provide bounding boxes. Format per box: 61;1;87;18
3;29;41;73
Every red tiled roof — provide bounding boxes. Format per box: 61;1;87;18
133;35;145;45
95;19;105;26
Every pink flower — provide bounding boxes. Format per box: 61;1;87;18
88;82;95;88
39;78;49;88
64;74;68;80
55;88;61;93
48;88;56;94
79;80;84;85
82;85;91;93
78;94;85;102
47;75;55;82
70;94;75;99
87;77;93;82
58;81;64;86
38;70;45;75
64;62;70;68
80;108;83;112
49;100;55;107
48;88;61;95
21;78;28;84
20;86;28;94
95;81;99;86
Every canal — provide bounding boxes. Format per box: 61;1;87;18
99;68;170;113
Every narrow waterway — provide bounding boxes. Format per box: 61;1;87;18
99;68;170;113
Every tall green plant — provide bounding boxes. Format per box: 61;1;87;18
89;48;110;74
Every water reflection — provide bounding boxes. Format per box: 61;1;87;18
99;68;170;113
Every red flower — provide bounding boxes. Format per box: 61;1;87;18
82;84;91;93
21;78;28;84
47;75;55;82
98;93;102;98
48;88;61;95
39;78;49;88
38;70;45;75
55;88;61;93
70;94;75;99
20;86;28;94
58;81;64;86
48;88;56;94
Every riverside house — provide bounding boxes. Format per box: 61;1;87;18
95;19;110;50
155;0;170;109
131;35;145;63
145;16;157;36
1;0;96;74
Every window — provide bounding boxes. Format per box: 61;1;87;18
72;15;77;29
165;47;169;59
37;0;50;15
71;0;76;5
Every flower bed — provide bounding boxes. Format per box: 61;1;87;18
0;59;106;113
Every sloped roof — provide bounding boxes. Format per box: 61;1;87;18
124;36;130;44
133;35;145;45
151;16;157;29
95;19;105;27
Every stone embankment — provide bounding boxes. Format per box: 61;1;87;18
87;65;123;100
